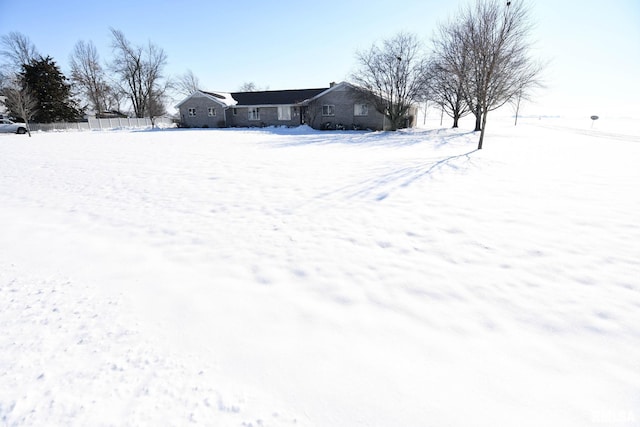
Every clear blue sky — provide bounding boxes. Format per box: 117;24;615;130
1;0;639;118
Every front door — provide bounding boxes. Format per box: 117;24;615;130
299;106;308;125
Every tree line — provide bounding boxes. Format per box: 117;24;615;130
0;28;199;132
1;0;542;148
352;0;543;148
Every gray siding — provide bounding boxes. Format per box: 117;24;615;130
177;83;412;131
227;106;302;128
179;93;227;128
307;85;386;131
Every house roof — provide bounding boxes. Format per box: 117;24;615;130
229;88;328;106
199;91;236;107
305;81;354;103
175;90;236;108
175;82;350;109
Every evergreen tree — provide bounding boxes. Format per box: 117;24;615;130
22;56;82;122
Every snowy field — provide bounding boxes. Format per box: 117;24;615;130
1;117;639;426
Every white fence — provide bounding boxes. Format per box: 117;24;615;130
29;117;174;132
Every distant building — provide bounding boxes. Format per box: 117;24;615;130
176;81;414;131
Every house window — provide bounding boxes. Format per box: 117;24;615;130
322;105;335;116
188;108;196;117
248;107;260;121
354;104;369;116
278;106;292;121
208;107;216;117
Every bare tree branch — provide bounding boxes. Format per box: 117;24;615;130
238;82;269;92
1;32;39;70
426;59;471;128
70;40;113;115
239;82;258;92
351;33;428;130
2;76;38;136
451;0;543;148
175;69;200;96
109;28;168;118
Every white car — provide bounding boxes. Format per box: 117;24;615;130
0;119;28;134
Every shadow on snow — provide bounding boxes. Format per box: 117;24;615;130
313;149;478;203
148;125;477;149
271;127;476;148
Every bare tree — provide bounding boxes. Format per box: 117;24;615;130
427;59;470;128
352;33;429;130
109;28;168;118
175;69;200;96
351;33;429;130
430;17;475;129
3;77;38;137
0;32;39;96
239;82;257;92
510;78;541;125
452;0;543;149
511;88;523;126
106;88;127;115
432;15;484;131
238;82;269;92
0;32;39;70
148;79;172;125
70;40;112;115
0;70;7;91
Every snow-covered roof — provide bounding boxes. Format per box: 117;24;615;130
175;90;237;108
200;90;237;107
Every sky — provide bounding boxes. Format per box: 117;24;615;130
1;0;639;118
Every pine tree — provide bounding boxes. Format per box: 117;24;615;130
21;56;82;122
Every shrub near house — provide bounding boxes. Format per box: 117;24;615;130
176;82;406;131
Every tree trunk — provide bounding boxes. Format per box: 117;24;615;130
474;104;482;131
423;101;428;125
478;111;489;150
514;91;521;126
388;111;404;131
452;115;459;128
387;116;397;131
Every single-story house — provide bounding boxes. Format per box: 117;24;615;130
176;81;414;131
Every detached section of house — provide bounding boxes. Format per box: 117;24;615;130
176;81;407;131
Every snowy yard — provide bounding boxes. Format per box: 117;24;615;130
1;118;639;426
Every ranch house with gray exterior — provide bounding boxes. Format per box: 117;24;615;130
176;81;411;131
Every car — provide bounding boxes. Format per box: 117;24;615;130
0;119;28;134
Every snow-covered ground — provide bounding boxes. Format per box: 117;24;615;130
1;117;639;427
